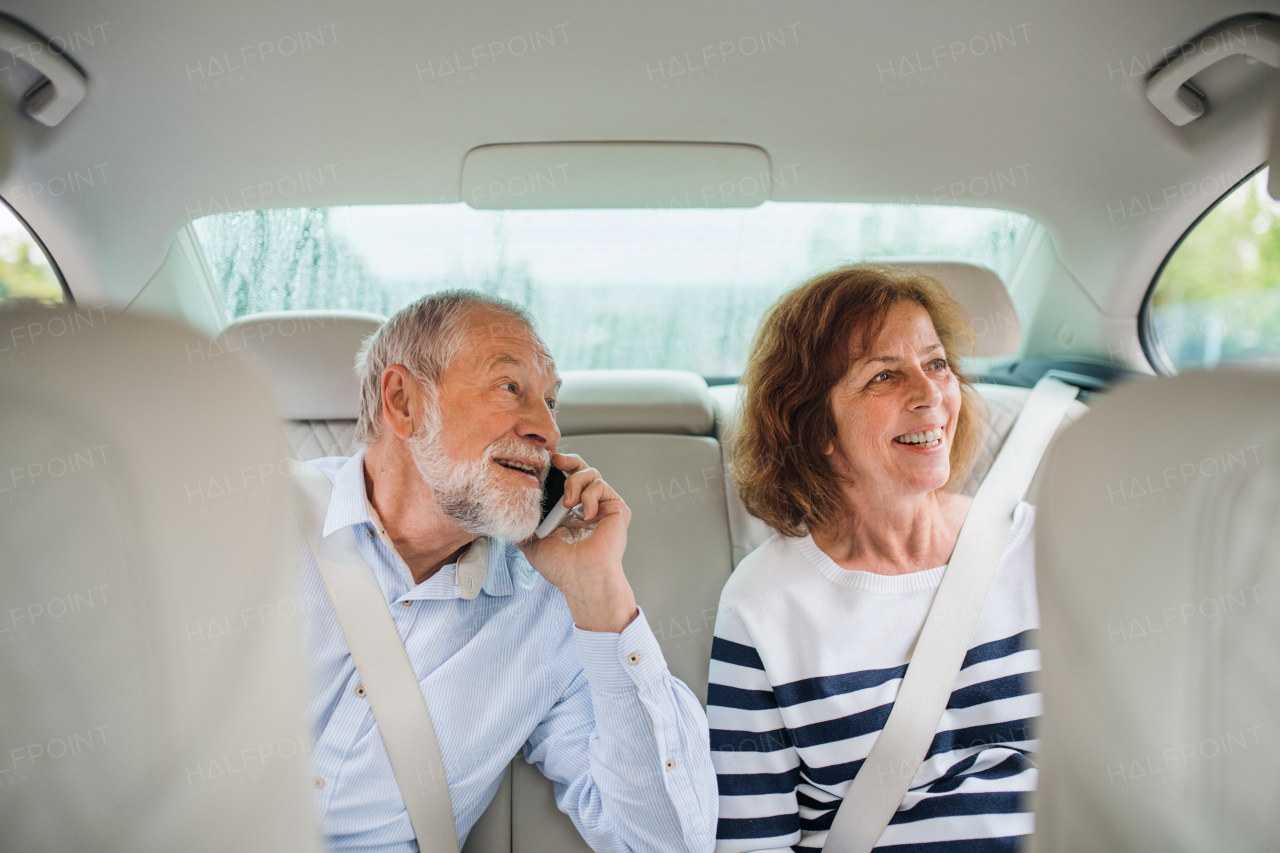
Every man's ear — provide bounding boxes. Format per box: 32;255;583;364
380;365;420;440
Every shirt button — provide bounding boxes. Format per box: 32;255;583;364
627;652;640;665
665;759;675;771
313;776;325;789
367;530;374;538
354;684;367;698
402;600;412;607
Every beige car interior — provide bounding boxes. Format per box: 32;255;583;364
1031;369;1280;853
214;262;1088;853
9;294;1278;852
3;0;1279;849
0;308;320;852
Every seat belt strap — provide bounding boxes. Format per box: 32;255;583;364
293;462;460;853
824;376;1079;853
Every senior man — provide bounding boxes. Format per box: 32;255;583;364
296;290;716;853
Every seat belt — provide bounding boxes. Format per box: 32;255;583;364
824;376;1079;853
293;462;460;853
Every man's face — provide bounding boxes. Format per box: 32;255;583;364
409;309;561;542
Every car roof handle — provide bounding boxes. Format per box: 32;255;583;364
0;16;87;126
1146;15;1280;126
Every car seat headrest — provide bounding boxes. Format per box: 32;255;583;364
886;261;1021;357
556;370;715;436
220;310;385;420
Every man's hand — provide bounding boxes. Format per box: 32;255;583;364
519;453;638;633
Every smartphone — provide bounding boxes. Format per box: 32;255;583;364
535;465;572;539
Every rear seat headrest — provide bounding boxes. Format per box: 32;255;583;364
220;310;385;420
557;370;715;436
886;261;1021;357
221;313;714;437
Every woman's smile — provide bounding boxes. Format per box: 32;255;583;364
892;427;946;449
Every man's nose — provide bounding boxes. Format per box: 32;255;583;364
520;398;561;447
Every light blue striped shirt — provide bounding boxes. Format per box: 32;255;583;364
299;452;717;853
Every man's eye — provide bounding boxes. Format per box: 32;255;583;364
501;382;518;394
546;398;557;412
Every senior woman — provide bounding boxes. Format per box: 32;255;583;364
709;265;1039;852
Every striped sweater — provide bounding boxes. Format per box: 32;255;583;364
708;502;1040;852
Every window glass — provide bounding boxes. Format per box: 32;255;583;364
0;200;63;307
1148;167;1280;371
193;203;1032;375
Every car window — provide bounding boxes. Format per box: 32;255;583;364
193;203;1033;375
1146;166;1280;372
0;200;64;308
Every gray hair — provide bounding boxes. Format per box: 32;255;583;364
354;290;537;446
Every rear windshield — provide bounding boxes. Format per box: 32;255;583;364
193;203;1033;376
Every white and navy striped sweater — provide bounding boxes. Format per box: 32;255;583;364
708;502;1040;852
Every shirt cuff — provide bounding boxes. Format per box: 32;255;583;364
573;606;668;695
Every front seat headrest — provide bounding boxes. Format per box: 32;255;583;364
220;310;385;420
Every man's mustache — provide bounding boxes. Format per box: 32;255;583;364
485;437;552;484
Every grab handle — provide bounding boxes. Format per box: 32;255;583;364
0;18;87;126
1147;16;1280;126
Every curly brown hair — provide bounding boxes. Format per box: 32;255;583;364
731;264;989;538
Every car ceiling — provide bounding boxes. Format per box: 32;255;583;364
2;0;1276;320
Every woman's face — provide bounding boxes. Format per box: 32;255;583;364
825;300;963;505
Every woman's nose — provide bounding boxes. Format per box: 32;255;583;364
907;369;942;408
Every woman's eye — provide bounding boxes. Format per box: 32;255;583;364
931;359;949;370
873;371;892;382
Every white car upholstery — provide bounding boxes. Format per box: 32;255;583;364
221;310;384;459
522;421;732;852
0;308;317;852
886;261;1022;357
227;308;1088;853
1031;369;1280;852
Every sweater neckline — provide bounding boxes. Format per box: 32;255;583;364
794;535;948;594
792;502;1030;596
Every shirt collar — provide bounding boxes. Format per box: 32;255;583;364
321;450;374;537
321;450;516;598
481;539;515;597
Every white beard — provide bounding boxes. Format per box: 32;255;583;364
408;400;549;543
